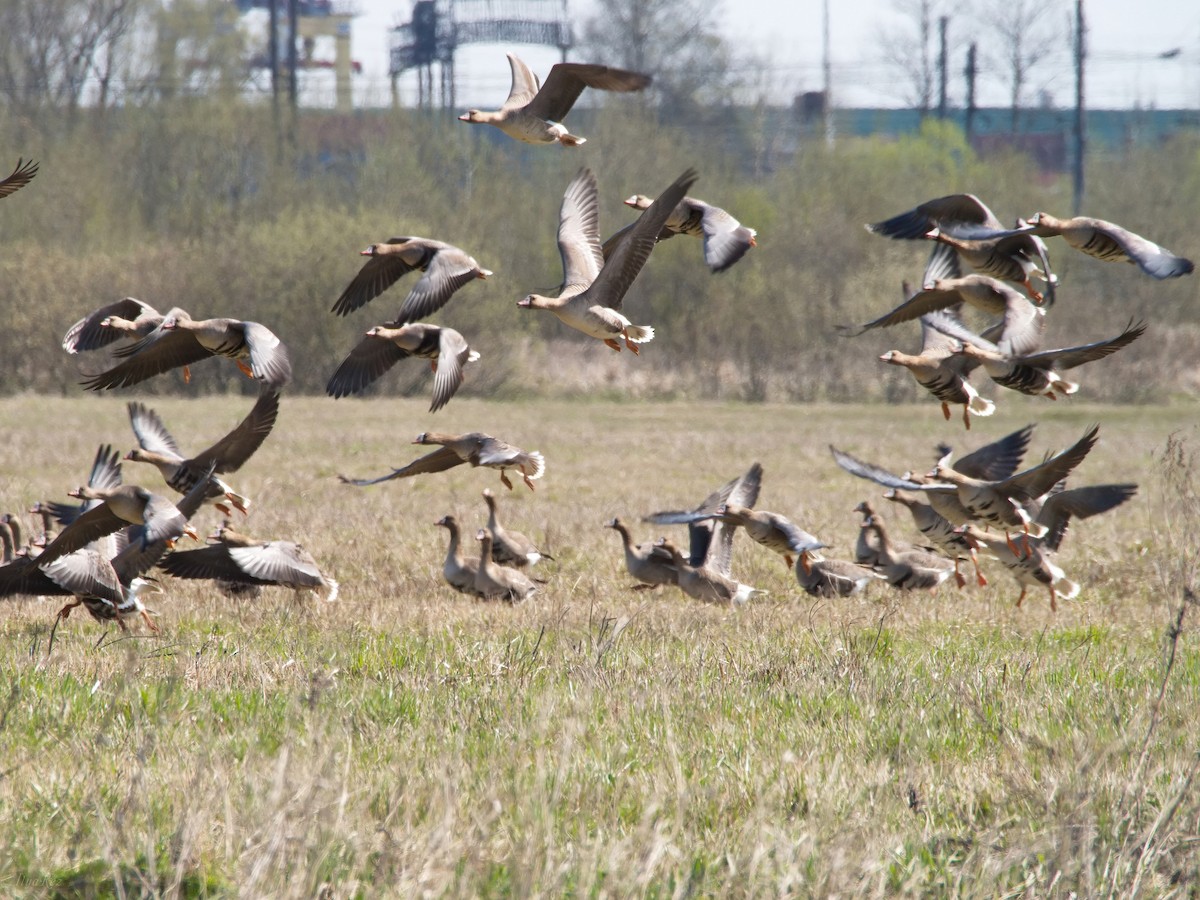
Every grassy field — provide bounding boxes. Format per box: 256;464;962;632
0;394;1197;897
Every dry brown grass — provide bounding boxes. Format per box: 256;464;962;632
0;395;1196;897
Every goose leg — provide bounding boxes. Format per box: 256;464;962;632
971;549;988;587
622;333;641;355
1015;586;1027;608
141;609;160;632
183;365;192;383
1048;587;1058;613
236;359;255;379
603;339;622;352
941;402;951;421
499;471;514;491
962;405;971;430
522;470;537;491
953;559;967;588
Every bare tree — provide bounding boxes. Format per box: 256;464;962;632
0;0;142;118
983;0;1066;132
876;0;953;115
581;0;738;116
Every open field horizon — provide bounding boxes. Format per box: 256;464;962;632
1;396;1197;895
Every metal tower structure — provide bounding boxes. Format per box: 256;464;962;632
389;0;573;109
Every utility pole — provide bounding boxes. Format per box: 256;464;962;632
288;0;298;114
1073;0;1086;215
964;43;977;143
937;16;949;118
822;0;834;146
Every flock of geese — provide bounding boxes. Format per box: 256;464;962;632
0;52;1191;632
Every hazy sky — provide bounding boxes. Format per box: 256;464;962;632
276;1;1200;110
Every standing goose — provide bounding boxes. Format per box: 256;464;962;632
159;523;338;602
340;431;545;491
326;323;479;412
0;158;37;198
863;515;954;592
518;167;698;353
434;515;482;596
124;390;280;515
795;545;884;598
655;537;765;605
481;488;551;568
853;501;884;567
330;238;492;320
607;193;757;273
458;53;651;146
474;528;538;601
883;489;986;588
604;517;678;590
1009;212;1193;279
82;309;292;391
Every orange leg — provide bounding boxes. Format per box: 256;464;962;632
941;402;951;421
962;405;971;430
622;332;641;355
1048;588;1058;613
499;471;514;491
784;554;794;570
603;339;622;352
140;609;160;632
971;550;988;587
1015;586;1027;608
183;365;192;384
236;359;254;379
430;360;438;373
953;560;967;588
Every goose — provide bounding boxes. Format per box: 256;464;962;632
82;309;291;391
159;523;337;602
701;503;822;570
434;515;482;596
124;390;279;515
853;501;884;567
958;483;1137;610
518;167;698;353
795;546;884;598
62;298;168;355
604;517;678;590
326;323;478;412
878;307;996;430
473;528;538;601
655;537;765;605
458;53;650;146
1004;211;1193;279
866;193;1056;302
0;521;14;565
643;462;762;571
607;193;757;272
883;489;986;588
863;515;954;591
843;275;1045;356
340;431;545;491
928;315;1147;401
833;425;1035;523
330;238;492;320
35;484;200;567
481;488;551;568
926;425;1102;552
0;157;37;198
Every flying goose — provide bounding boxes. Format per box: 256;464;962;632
958;483;1137;610
458;53;651;146
326;323;479;412
518;167;698;353
867;193;1056;302
330;238;492;320
159;523;338;602
701;503;822;570
124;390;279;516
82;309;292;390
643;462;763;572
340;431;545;491
0;158;37;198
928;315;1148;401
606;194;757;272
998;212;1193;279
